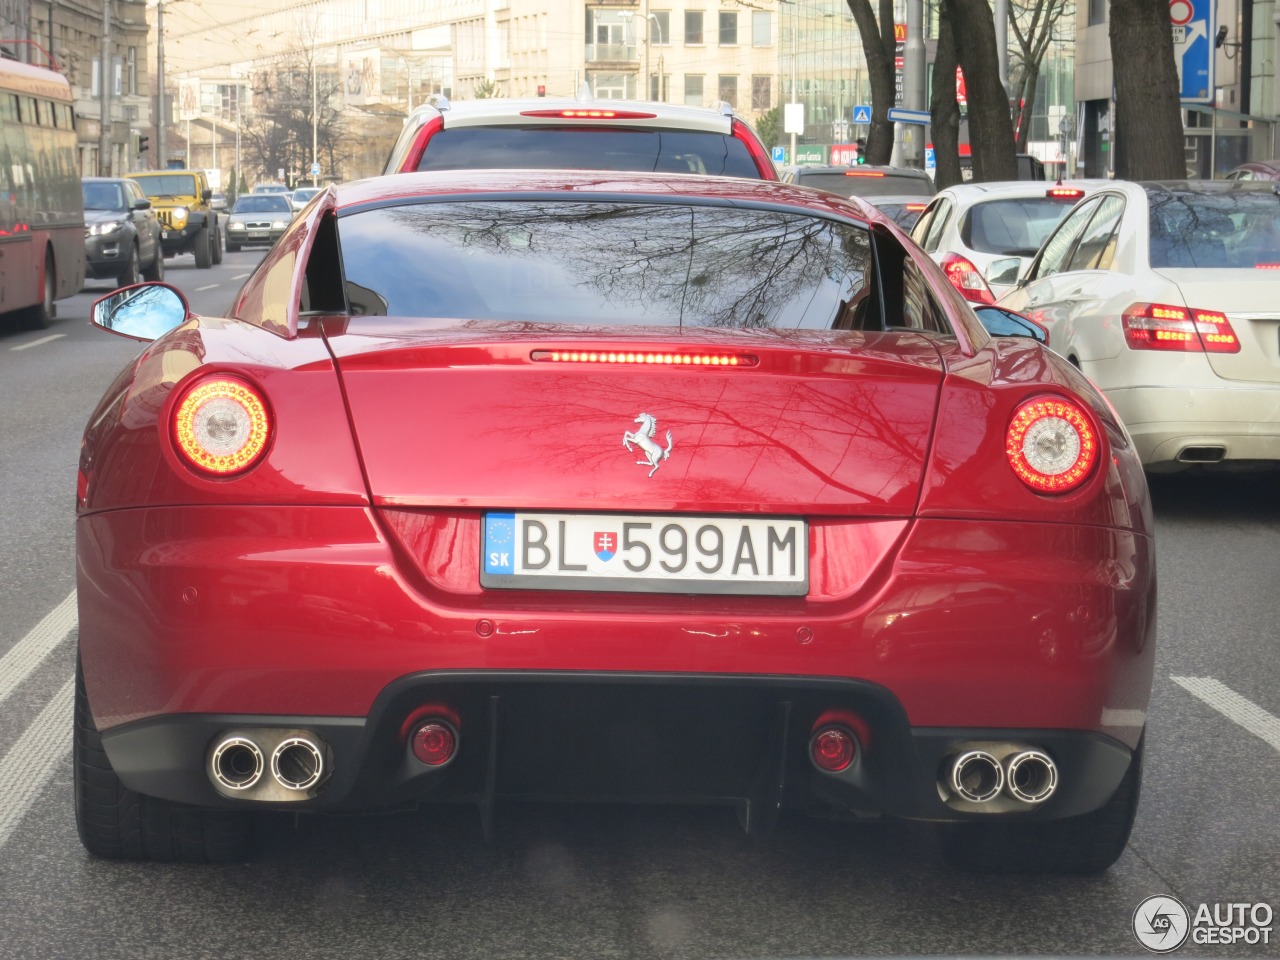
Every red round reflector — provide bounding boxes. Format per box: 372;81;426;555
811;726;857;772
411;721;457;766
1006;396;1099;494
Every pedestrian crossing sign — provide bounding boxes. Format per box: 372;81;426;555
852;105;872;125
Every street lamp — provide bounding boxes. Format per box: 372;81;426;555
620;10;664;101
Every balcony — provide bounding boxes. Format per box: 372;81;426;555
585;43;639;64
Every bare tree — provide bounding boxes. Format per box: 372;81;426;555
844;0;897;164
929;11;963;188
241;46;352;185
1110;0;1185;178
943;0;1018;181
1008;0;1074;152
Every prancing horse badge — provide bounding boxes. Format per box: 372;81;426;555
622;413;673;478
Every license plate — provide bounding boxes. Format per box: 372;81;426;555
481;512;807;595
248;231;268;239
161;230;169;239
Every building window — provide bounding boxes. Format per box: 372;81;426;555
91;55;100;97
685;73;704;106
719;11;738;45
751;75;771;111
650;11;670;45
591;72;635;100
1087;0;1105;25
752;11;771;46
718;74;738;108
127;47;136;96
685;11;704;44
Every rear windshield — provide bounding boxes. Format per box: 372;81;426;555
337;200;871;329
413;127;762;179
233;196;292;213
961;197;1078;256
793;172;933;198
1148;188;1280;268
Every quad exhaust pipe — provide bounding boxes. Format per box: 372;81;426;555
944;746;1058;808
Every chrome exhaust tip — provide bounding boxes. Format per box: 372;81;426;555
210;737;265;791
949;750;1004;803
270;736;326;791
1005;750;1058;804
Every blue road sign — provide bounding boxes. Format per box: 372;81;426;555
924;147;936;172
887;107;930;125
852;105;872;125
1171;0;1214;103
772;146;787;163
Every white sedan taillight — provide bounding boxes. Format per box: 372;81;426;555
940;252;996;304
1121;302;1241;353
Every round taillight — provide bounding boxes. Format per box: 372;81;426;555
1006;396;1099;494
172;377;271;476
810;726;857;773
411;721;457;767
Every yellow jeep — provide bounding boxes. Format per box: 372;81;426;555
126;169;223;268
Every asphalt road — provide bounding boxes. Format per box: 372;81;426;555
0;253;1277;959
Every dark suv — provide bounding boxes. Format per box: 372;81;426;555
81;177;164;287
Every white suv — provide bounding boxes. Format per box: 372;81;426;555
383;92;777;181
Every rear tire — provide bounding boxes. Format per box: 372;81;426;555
193;227;213;268
20;251;56;330
940;734;1143;875
74;657;253;862
116;245;140;289
211;220;224;264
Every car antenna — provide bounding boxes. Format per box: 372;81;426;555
577;80;592;101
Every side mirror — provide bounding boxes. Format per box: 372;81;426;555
132;198;152;211
91;283;189;342
202;188;213;201
986;257;1022;287
973;305;1049;344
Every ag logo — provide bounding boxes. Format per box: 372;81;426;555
1133;895;1191;953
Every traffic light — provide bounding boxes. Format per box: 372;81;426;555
854;138;866;164
137;134;150;154
537;84;546;97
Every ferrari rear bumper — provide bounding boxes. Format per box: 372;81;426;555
98;671;1136;823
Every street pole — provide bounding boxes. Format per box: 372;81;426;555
99;0;112;174
901;0;926;166
311;46;318;186
789;5;796;163
156;0;165;168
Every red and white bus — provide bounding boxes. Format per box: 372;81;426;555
0;50;84;328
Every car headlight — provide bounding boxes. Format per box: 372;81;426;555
228;222;246;231
271;220;287;230
87;220;125;237
171;206;189;226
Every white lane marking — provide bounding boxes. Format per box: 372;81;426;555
194;284;219;291
10;334;65;351
232;273;250;280
0;676;73;848
0;591;76;708
1172;676;1280;752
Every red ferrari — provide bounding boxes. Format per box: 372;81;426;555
75;170;1155;871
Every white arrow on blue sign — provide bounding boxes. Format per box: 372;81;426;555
852;105;872;125
887;108;930;125
310;162;321;176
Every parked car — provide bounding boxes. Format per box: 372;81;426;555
383;92;778;180
289;186;322;211
209;193;229;211
224;193;294;251
81;176;164;287
77;169;1152;872
911;181;1109;303
1223;159;1280;181
779;164;936;200
998;179;1280;470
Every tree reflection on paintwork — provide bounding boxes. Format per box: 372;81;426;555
338;201;870;330
94;285;187;340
